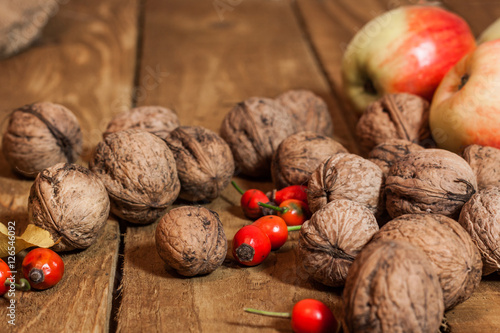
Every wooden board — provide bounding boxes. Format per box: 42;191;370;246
116;1;351;331
0;0;138;331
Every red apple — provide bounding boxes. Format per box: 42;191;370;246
429;39;500;152
478;18;500;44
342;5;476;114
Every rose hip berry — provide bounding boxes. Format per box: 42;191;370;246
252;215;301;250
259;199;310;226
232;181;270;220
272;185;308;205
22;248;64;290
0;259;12;296
244;298;338;333
232;225;271;266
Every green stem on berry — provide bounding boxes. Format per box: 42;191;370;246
231;181;245;195
287;225;301;231
244;307;291;318
4;277;31;291
258;202;288;213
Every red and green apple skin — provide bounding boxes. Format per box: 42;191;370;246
478;18;500;44
342;5;476;114
430;39;500;153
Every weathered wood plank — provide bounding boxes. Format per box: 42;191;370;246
117;0;350;331
0;0;138;331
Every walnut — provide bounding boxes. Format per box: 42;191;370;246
103;106;179;140
368;139;424;178
343;239;444;333
298;199;378;287
220;97;297;178
28;163;110;252
458;186;500;275
462;144;500;190
371;213;482;310
165;126;234;202
356;93;430;150
307;153;384;216
275;89;333;137
2;102;83;178
155;206;227;276
90;129;180;224
271;131;347;189
385;149;477;218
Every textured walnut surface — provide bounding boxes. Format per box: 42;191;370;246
462;144;500;190
385;148;477;218
2;102;83;178
459;186;500;275
28;163;110;252
307;153;384;215
368;139;424;178
271;131;347;189
165;126;234;202
343;239;444;333
155;206;227;277
356;93;430;150
103;106;180;139
298;199;378;287
90;129;180;224
372;213;482;310
275;89;334;137
219;97;297;177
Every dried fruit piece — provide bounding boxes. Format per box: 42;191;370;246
372;213;482;310
298;199;378;287
155;206;227;276
458;186;500;275
344;239;444;333
385;148;477;218
271;131;347;189
2;102;82;178
462;144;500;190
28;163;110;252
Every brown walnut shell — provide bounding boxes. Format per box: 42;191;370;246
2;102;83;178
368;139;424;178
343;239;444;333
307;153;384;216
275;89;334;137
385;149;477;219
103;106;179;140
28;163;110;252
165;126;234;202
155;206;227;277
371;213;483;310
271;131;348;189
298;199;378;287
219;97;297;178
356;93;431;150
462;144;500;190
90;129;180;224
459;186;500;275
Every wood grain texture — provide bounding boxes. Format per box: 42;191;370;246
117;0;348;331
443;0;500;36
0;0;138;331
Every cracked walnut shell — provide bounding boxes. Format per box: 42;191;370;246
90;129;180;224
28;163;110;252
271;131;347;190
385;148;477;219
155;206;227;277
459;186;500;275
307;153;384;216
372;213;482;310
220;97;297;178
298;199;378;287
165;126;234;202
343;239;444;333
356;93;430;150
2;102;82;178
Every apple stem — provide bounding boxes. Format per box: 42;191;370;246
244;307;291;319
231;181;245;195
458;73;469;90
